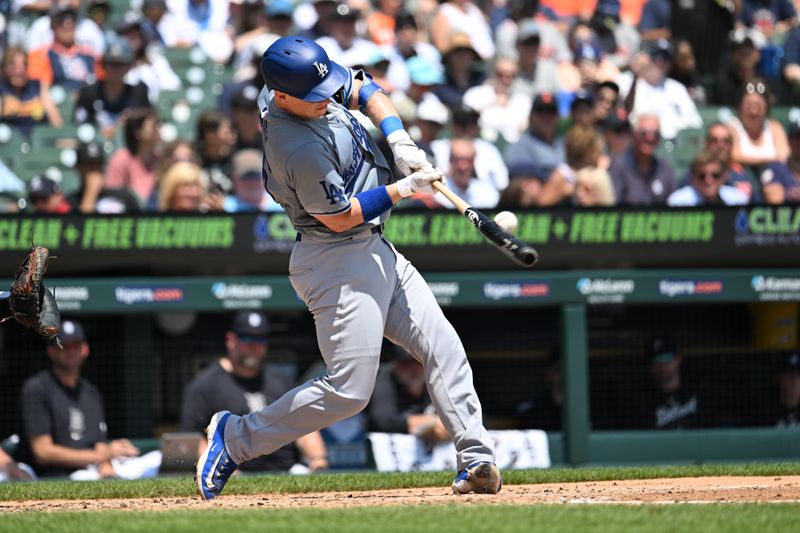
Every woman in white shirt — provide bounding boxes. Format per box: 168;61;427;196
728;79;789;167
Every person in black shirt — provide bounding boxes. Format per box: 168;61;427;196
764;352;800;428
17;320;140;478
179;311;329;473
367;347;449;444
515;353;562;431
637;337;714;429
73;36;150;139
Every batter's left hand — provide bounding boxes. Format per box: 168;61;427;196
386;130;432;175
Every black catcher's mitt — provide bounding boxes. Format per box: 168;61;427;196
3;246;61;343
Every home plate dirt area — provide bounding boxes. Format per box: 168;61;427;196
2;476;800;512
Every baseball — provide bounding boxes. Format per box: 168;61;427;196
494;211;518;233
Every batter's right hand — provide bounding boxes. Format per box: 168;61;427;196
395;167;445;197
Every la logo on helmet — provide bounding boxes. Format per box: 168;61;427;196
313;61;328;78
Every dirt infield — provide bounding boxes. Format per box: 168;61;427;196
2;476;799;513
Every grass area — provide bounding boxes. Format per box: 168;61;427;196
1;504;799;533
2;463;799;502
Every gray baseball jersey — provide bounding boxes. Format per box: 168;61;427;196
222;72;496;473
258;83;392;242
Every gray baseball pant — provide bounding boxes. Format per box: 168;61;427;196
223;232;494;471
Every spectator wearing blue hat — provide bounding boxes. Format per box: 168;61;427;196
508;20;562;99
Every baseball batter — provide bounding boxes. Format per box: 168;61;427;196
196;36;501;499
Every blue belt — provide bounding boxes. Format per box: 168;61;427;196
296;224;383;242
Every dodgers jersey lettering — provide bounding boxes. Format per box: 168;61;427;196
258;83;392;243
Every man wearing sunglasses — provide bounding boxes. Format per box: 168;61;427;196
180;311;329;474
668;149;749;206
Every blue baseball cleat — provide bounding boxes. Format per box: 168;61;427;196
195;410;238;501
451;461;502;494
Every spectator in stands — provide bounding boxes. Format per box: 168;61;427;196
25;0;105;56
739;0;796;38
637;0;669;43
105;107;161;209
573;166;616;206
435;137;500;209
494;0;571;66
366;0;402;47
711;31;763;107
158;161;221;211
231;0;292;78
728;79;789;167
669;38;706;105
609;113;677;205
538;124;609;207
27;174;71;214
593;80;621;124
704;122;761;203
589;0;641;70
504;93;565;184
498;165;545;208
430;0;494;61
570;90;596;128
509;20;561;98
165;0;233;63
634;337;715;430
0;46;63;136
432;106;509;193
316;4;379;69
230;85;262;151
73;37;151;140
435;32;486;109
27;5;98;93
117;11;181;104
667;149;749;206
759;161;800;204
619;39;703;140
223;149;281;212
142;0;197;50
391;56;444;123
367;347;449;444
383;10;442;93
180;311;329;473
462;57;532;144
196;109;236;195
85;0;113;48
140;0;169;47
763;352;800;428
298;0;338;41
0;446;33;481
782;25;800;93
16;320;141;478
558;21;620;93
601;109;633;159
412;97;449;161
70;141;140;214
515;353;562;431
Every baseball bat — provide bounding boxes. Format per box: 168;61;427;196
431;181;538;268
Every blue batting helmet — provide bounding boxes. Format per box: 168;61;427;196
260;36;349;102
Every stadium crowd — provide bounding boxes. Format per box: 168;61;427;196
3;0;800;212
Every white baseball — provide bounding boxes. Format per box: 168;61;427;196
494;211;518;233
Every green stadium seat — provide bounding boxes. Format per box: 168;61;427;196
0;124;32;172
30;125;81;149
